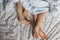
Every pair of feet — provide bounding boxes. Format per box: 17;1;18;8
18;16;47;40
33;26;47;40
18;16;31;26
19;18;47;40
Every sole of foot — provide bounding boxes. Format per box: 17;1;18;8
38;29;47;40
18;18;31;26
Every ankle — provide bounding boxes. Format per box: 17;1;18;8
34;25;40;28
18;16;25;20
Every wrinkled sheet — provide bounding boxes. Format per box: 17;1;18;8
0;0;60;40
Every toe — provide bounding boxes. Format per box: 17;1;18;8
38;29;47;40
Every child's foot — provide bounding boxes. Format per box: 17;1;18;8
32;27;39;38
23;9;30;21
38;29;47;40
25;16;30;21
18;18;30;26
32;26;47;40
33;32;38;38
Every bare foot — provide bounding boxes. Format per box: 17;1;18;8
23;9;30;21
38;29;47;40
33;32;38;38
18;18;30;26
32;26;47;40
25;16;30;21
32;27;39;38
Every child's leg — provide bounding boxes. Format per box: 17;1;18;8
32;14;38;38
33;12;47;39
23;9;30;21
33;14;37;22
16;2;30;25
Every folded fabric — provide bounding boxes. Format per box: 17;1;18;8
20;0;49;15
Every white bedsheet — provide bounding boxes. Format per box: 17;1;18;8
0;0;60;40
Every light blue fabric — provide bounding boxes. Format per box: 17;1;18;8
0;0;3;3
0;0;3;7
20;0;49;15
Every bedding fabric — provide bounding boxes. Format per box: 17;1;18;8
0;0;60;40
